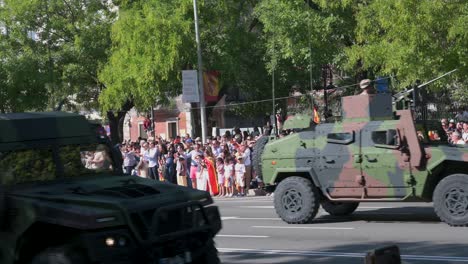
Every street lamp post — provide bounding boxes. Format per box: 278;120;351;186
192;0;207;143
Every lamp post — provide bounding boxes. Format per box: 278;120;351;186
192;0;207;143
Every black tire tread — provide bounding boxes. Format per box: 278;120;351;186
433;173;468;227
252;136;269;179
192;239;220;264
274;176;320;224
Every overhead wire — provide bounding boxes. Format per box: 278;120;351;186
186;76;394;110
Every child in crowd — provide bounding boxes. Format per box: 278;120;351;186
197;155;209;191
235;155;246;196
176;155;187;187
216;157;225;197
224;157;234;197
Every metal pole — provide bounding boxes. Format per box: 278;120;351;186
272;69;276;136
193;0;207;143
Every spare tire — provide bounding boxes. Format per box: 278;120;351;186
252;136;269;179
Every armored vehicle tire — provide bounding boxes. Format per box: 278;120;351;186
274;177;320;224
30;244;89;264
252;136;269;179
433;174;468;227
321;201;359;216
192;239;220;264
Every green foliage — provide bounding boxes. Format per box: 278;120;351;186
0;149;56;185
255;0;355;75
346;0;468;95
99;0;194;112
0;0;115;112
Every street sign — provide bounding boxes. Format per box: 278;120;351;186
182;70;199;103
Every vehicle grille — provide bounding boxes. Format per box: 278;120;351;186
130;203;208;241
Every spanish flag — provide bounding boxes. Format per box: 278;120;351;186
313;106;320;124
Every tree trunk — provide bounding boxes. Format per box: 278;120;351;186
107;100;134;145
107;111;120;145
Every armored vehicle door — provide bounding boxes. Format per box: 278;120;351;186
359;122;412;198
316;124;364;198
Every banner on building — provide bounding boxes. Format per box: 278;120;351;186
182;70;199;103
203;70;220;103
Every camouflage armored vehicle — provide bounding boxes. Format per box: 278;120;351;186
254;93;468;226
0;112;221;264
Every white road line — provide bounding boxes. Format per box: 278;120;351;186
221;216;239;220
238;206;406;210
221;216;281;221
239;205;274;208
359;206;394;209
253;225;354;230
218;248;468;262
216;235;270;238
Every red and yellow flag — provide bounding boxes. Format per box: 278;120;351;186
313;106;320;124
203;70;220;103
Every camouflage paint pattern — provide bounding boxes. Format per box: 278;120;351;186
261;94;468;201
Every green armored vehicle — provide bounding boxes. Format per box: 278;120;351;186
254;93;468;226
0;112;221;264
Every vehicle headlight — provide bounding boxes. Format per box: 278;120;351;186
105;237;115;247
105;236;128;247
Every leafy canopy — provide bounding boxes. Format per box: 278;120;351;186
346;0;468;90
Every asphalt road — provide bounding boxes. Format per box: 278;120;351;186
213;196;468;264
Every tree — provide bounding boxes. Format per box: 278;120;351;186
346;0;468;97
0;0;115;112
99;0;274;140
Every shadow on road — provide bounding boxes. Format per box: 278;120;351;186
219;241;468;264
315;206;441;224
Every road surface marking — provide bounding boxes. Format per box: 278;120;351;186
239;205;274;209
252;225;354;230
217;235;270;238
221;216;239;220
221;216;281;221
218;248;468;262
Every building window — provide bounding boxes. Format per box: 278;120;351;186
138;122;147;139
167;121;178;140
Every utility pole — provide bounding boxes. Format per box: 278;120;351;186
192;0;207;143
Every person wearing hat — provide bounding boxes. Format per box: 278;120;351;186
234;154;246;197
448;119;457;133
359;79;376;95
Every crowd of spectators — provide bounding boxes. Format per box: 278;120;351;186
440;117;468;146
119;128;264;197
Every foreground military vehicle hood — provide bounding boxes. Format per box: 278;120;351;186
0;112;221;264
8;175;211;230
255;93;468;226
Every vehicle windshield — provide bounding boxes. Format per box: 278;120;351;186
0;143;114;186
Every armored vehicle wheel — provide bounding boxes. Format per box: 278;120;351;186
274;177;320;224
321;201;359;216
30;244;89;264
252;136;269;179
433;174;468;227
192;239;220;264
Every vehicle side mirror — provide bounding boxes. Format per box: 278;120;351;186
386;129;398;146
